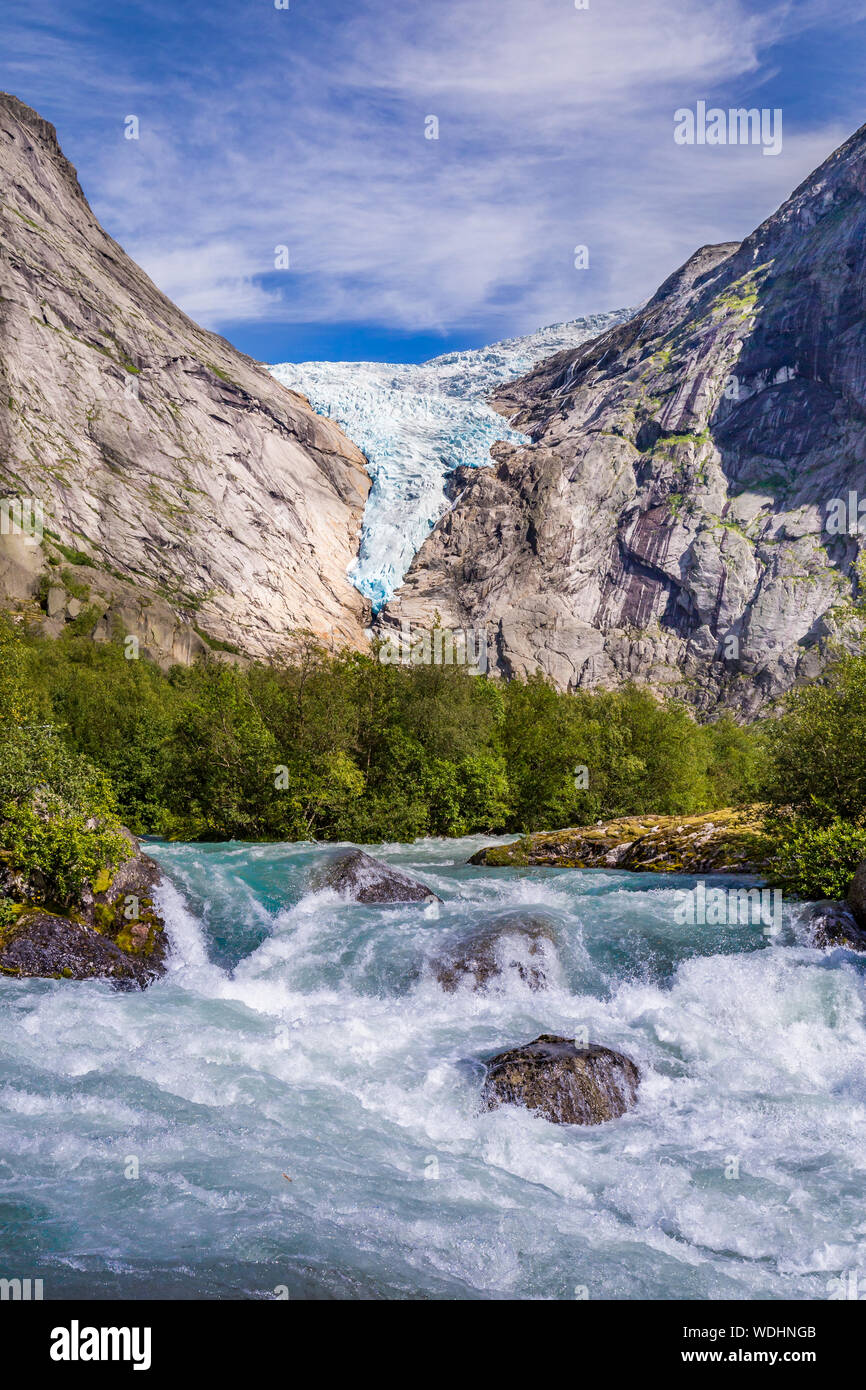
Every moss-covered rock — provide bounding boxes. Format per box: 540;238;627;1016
0;831;167;988
470;807;772;875
0;907;159;988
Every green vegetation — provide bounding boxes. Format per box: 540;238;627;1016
2;605;865;904
0;619;127;909
0;612;761;846
759;651;866;898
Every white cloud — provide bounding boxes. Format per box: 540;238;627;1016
3;0;862;344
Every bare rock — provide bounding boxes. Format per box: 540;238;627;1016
380;122;866;715
481;1034;641;1125
313;849;440;904
0;92;371;666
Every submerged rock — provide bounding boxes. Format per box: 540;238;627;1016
481;1034;640;1126
313;849;440;904
847;862;866;930
804;899;866;952
432;913;556;992
0;834;167;989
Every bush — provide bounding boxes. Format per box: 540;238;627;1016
767;815;866;901
0;724;128;905
760;651;866;824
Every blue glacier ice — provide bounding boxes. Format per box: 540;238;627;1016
269;311;632;610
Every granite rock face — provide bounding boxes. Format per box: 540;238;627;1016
382;125;866;714
0;94;371;664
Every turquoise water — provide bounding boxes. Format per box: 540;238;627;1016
1;837;865;1300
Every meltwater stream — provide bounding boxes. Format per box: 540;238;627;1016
2;837;866;1300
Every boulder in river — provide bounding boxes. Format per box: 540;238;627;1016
313;849;440;904
804;899;866;952
481;1033;640;1125
432;913;556;992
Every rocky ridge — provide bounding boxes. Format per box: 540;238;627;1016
0;93;371;665
381;125;866;714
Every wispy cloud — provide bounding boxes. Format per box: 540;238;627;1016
1;0;863;349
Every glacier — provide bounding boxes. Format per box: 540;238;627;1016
269;310;633;610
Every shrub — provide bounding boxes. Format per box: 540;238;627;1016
767;815;866;900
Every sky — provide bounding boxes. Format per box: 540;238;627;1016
0;0;863;363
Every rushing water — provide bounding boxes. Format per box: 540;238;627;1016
1;836;865;1301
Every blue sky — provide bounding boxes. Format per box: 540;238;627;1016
1;0;864;363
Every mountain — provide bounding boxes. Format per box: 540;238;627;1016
270;310;633;609
380;126;866;714
0;94;371;664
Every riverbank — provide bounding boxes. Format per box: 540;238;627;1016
469;807;773;875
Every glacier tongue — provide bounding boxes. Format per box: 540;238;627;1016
269;310;632;610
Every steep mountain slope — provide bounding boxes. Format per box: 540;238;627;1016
381;126;866;714
270;310;632;609
0;94;371;663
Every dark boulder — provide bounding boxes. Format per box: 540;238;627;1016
313;849;440;904
0;908;161;989
481;1033;640;1126
847;862;866;930
804;899;866;952
432;913;556;992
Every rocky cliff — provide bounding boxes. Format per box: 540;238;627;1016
0;94;371;664
381;125;866;714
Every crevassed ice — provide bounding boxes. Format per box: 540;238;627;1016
269;311;633;611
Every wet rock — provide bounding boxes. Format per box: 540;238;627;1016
432;913;556;992
804;899;866;952
0;832;167;988
313;849;440;904
847;862;866;929
481;1033;640;1125
0;908;160;989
